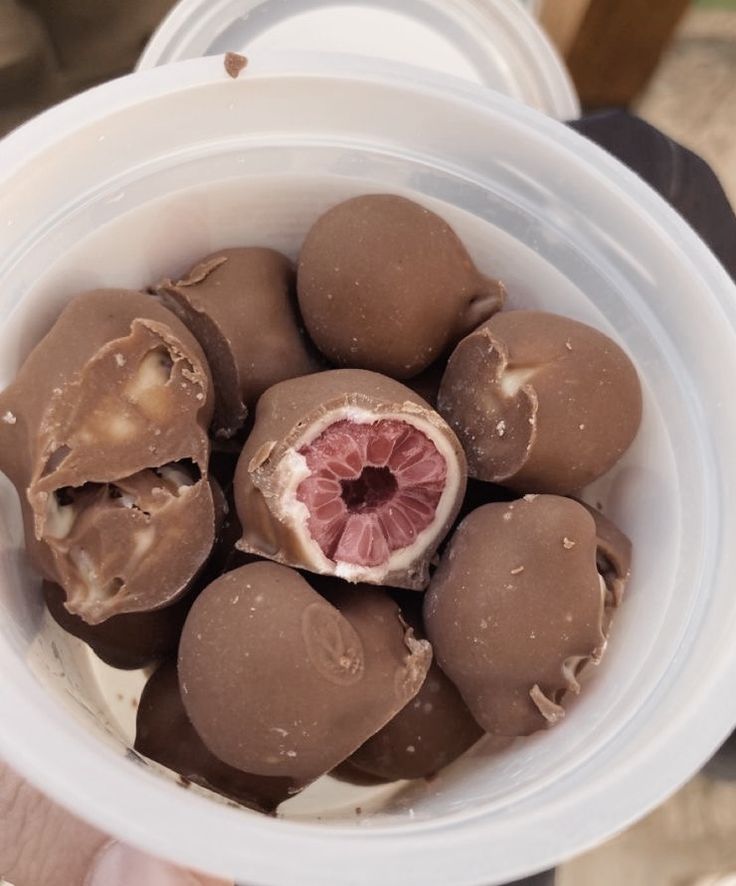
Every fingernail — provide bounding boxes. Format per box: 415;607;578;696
86;840;199;886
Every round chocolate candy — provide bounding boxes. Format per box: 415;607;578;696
178;562;431;781
0;289;216;623
44;581;190;670
297;195;505;378
135;660;300;812
157;248;319;437
437;311;642;494
424;496;608;737
234;369;467;590
347;635;483;780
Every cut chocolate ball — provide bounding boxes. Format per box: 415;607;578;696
346;596;483;780
44;581;189;670
297;195;505;378
45;465;215;624
0;289;215;623
437;311;643;493
424;496;608;737
178;562;431;781
157;248;319;437
135;661;299;812
234;369;467;589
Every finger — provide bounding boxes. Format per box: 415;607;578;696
0;762;231;886
0;762;107;886
86;841;231;886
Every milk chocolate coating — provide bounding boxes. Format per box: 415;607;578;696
0;289;215;623
424;496;607;736
44;581;189;670
178;562;431;781
135;661;299;813
347;597;483;780
234;369;466;590
297;195;505;378
157;248;319;437
437;311;643;493
582;502;632;610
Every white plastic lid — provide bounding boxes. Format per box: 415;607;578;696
137;0;579;120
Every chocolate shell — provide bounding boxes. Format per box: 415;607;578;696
0;289;216;623
346;597;483;780
178;562;431;781
437;311;643;493
135;660;299;812
297;195;505;378
581;502;632;610
157;248;319;437
424;496;608;736
233;369;467;589
44;581;189;671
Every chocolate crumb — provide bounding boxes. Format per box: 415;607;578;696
178;774;192;788
224;51;248;79
355;806;362;815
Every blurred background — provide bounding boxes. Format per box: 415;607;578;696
0;1;734;884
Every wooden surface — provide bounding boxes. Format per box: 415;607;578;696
543;0;691;107
538;0;591;55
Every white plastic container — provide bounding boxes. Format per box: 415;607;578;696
138;0;579;119
1;53;736;886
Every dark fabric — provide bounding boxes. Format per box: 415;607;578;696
508;871;556;886
569;110;736;282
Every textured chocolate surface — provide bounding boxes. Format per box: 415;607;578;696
438;311;642;494
178;562;431;780
347;597;483;780
234;369;466;589
135;660;299;812
44;580;189;670
157;248;318;437
424;496;607;736
0;289;216;623
297;195;505;378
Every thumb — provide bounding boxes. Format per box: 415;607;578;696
86;841;229;886
0;762;230;886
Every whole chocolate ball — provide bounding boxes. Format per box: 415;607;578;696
297;195;504;378
178;562;431;781
424;496;608;737
157;248;320;437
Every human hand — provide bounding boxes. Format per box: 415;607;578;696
0;762;230;886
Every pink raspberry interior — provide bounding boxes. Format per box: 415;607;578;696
296;420;447;568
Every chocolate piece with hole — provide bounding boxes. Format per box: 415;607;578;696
233;369;466;589
157;248;319;437
345;595;483;780
178;562;431;781
424;496;607;737
437;311;642;494
135;660;299;812
0;289;215;623
297;195;505;378
44;581;190;670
